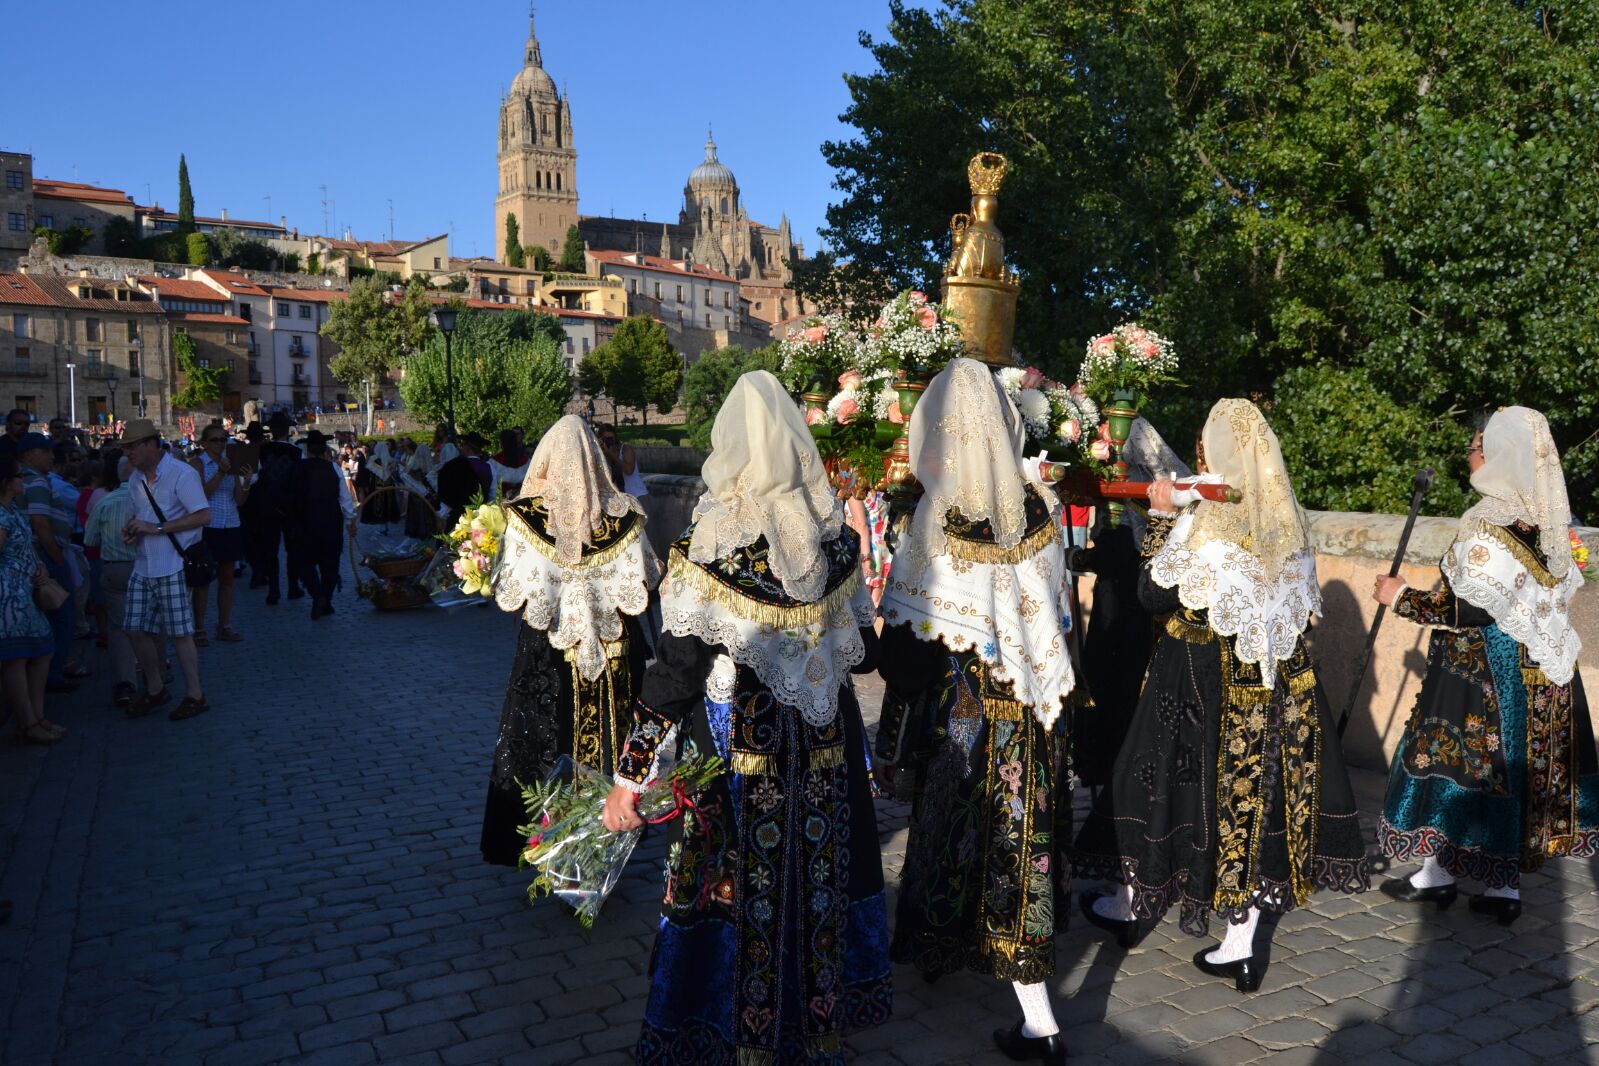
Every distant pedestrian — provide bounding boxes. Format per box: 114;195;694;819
285;431;355;621
256;412;305;605
120;419;210;721
0;453;62;744
19;433;78;693
84;453;137;708
189;424;251;643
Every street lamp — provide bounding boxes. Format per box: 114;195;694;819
429;306;458;439
130;336;145;418
65;361;77;426
106;370;120;424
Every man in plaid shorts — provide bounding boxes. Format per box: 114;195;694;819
120;419;210;720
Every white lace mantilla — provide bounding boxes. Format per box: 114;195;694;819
1441;529;1583;686
491;520;662;683
880;531;1075;730
660;570;874;728
1150;512;1321;690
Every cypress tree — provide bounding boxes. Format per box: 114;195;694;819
177;154;195;232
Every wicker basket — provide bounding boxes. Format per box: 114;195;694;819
353;485;440;611
370;585;433;610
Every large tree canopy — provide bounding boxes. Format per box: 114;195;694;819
803;1;1599;513
399;307;572;438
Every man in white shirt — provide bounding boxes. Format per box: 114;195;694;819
120;419;211;720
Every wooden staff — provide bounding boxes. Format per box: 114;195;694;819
1336;467;1435;739
1036;465;1242;504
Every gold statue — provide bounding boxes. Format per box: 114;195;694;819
941;152;1020;366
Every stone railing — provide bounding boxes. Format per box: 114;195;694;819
641;474;1597;771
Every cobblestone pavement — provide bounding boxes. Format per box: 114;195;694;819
3;581;1599;1065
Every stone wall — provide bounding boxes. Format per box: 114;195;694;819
643;471;1599;772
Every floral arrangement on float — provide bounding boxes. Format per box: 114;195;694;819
993;365;1115;479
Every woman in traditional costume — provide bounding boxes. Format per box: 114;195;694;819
1072;399;1367;991
478;415;661;866
357;440;401;524
874;359;1074;1065
1375;406;1595;923
601;371;891;1065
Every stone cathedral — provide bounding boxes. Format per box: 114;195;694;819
494;13;576;256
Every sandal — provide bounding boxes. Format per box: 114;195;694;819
13;722;63;746
170;696;210;721
127;688;170;718
216;628;244;643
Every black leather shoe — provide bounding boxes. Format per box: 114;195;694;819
287;587;305;600
1078;890;1139;948
1379;877;1458;909
1192;948;1266;992
1469;894;1522;926
992;1020;1067;1065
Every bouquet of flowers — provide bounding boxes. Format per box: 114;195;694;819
776;312;861;396
858;290;965;379
993;365;1115;476
441;496;507;597
520;753;725;928
1573;529;1593;582
1077;322;1180;405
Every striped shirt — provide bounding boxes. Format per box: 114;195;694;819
198;453;241;529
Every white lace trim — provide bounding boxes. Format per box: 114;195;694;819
1441;531;1583;686
705;653;737;704
1151;512;1321;690
880;532;1075;729
492;521;662;682
660;571;871;727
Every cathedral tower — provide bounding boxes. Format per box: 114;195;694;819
495;10;576;259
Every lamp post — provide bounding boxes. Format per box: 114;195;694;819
65;361;77;426
130;335;145;419
106;370;120;425
429;306;458;439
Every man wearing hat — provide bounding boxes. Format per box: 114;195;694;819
19;432;78;692
120;418;210;720
254;412;305;605
286;431;357;620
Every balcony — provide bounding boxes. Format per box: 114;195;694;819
7;362;47;378
248;366;263;385
291;371;311;387
288;343;308;358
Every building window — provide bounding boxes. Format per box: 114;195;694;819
433;257;441;269
564;338;574;354
126;320;138;341
721;197;729;215
11;314;27;338
724;316;731;330
15;346;28;371
652;282;661;300
581;337;590;355
298;304;311;319
627;279;636;294
196;357;211;369
6;213;24;232
129;353;140;374
4;170;21;190
723;292;731;308
675;285;683;302
276;302;290;316
15;395;35;414
85;318;101;342
226;331;237;344
72;217;85;227
703;289;711;306
705;313;712;328
39;215;53;229
86;349;102;369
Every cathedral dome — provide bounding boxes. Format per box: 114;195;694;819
688;136;737;188
510;61;557;99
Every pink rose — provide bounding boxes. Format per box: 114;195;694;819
802;325;828;344
1061;419;1081;442
1070;382;1088;398
838;369;862;391
1020;367;1045;389
1090;439;1113;461
917;307;938;329
1140;341;1160;360
805;406;826;426
909;291;927;304
1097;421;1114;442
887;401;904;424
834;397;860;423
1091;335;1116;356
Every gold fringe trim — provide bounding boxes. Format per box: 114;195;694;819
509;504;642;568
667;548;860;628
1287;669;1318;697
1481;524;1560;589
805;1034;842;1056
945;517;1058;565
1523;665;1552;688
731;751;777;777
737;1048;775;1066
1166;614;1215;644
561;637;629;664
809;745;845;770
986;698;1028;722
1226;684;1275;707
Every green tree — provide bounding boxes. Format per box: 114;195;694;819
171;332;228;411
683;343;782;448
102;217;140;257
504;213;525;267
208;229;276;269
809;0;1599;512
176;154;195;232
399;310;572;437
322;276;435;432
185;232;212;266
576;342;622;422
31;225;94;256
528;245;552;272
583;316;681;427
559;224;586;272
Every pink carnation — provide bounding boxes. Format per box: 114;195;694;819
917;307;938;330
802;325;828;344
1091;335;1116;356
1140;341;1160;360
1020;367;1045;389
805;406;826;426
887;401;904;424
1070;382;1088;398
834;397;860;423
1090;439;1113;461
452;559;468;578
837;369;862;391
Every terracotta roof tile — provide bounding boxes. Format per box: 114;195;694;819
135;276;232;303
263;287;346;303
33;179;134;206
0;274;58;307
201;271;270;297
587;249;736;284
0;273;165;313
168;313;250;326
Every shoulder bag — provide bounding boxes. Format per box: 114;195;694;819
141;480;218;588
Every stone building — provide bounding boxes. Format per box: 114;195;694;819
1;154;36;254
133;276;251;416
0;269;170;423
35;180;138;254
494;13;577;259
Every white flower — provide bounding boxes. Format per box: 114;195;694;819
825;388;857;419
1017;387;1051;429
996;367;1027;393
870;382;898;420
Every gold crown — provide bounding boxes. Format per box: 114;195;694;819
967;152;1009;196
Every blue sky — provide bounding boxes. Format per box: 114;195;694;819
8;0;928;261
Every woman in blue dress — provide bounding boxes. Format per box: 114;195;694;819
602;372;891;1065
1375;406;1595;924
0;454;64;744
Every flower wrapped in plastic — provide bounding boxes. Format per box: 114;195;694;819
518;752;725;928
440;495;508;597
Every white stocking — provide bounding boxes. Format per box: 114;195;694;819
1092;883;1134;922
1205;907;1260;965
1012;980;1059;1039
1484;865;1520;899
1408;856;1456;889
